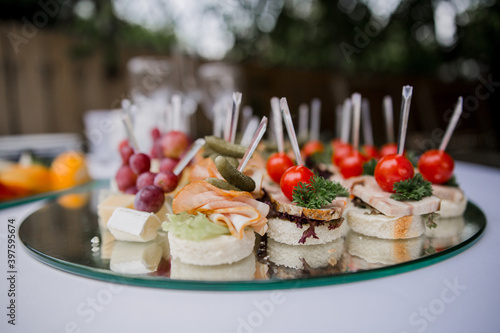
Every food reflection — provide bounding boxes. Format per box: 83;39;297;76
346;231;424;266
425;216;466;252
110;238;163;275
170;255;256;281
265;238;345;279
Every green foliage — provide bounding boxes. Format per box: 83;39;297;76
390;173;433;201
292;174;349;209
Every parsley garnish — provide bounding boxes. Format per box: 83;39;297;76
444;175;459;187
362;159;377;176
292;174;349;209
310;145;333;166
423;212;439;229
390;174;433;201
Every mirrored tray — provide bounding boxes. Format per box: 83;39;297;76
19;182;486;291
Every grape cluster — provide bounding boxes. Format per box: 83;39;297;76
115;132;188;213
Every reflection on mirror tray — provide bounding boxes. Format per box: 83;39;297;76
18;186;485;290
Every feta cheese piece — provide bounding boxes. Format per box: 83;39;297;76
107;207;161;242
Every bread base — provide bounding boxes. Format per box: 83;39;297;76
346;206;425;239
267;218;343;245
168;229;255;266
436;197;467;218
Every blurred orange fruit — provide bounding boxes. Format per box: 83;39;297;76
50;151;90;190
0;164;52;194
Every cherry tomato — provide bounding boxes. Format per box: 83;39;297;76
332;142;353;166
362;144;380;160
380;143;398;157
266;152;295;184
374;154;415;192
418;149;454;184
280;165;314;201
339;151;368;179
302;140;324;158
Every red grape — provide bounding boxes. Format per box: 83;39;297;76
154;171;179;193
134;185;165;213
151;127;161;140
115;165;137;191
129;153;151;175
119;144;134;165
136;171;157;190
124;186;138;194
160;131;190;159
159;157;180;173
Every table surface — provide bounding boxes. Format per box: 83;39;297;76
1;161;499;333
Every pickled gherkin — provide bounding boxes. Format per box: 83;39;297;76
215;156;255;192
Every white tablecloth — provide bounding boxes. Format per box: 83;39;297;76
1;161;499;333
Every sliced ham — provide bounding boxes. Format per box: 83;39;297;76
188;158;222;183
351;177;441;217
431;184;464;202
264;183;347;221
172;181;269;238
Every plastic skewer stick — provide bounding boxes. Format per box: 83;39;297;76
340;98;352;143
271;97;284;153
439;96;463;152
335;104;343;139
238;116;268;172
351;93;362;151
224;92;242;144
172;94;182;131
240;106;253;134
121;99;140;152
383;95;395;143
172;138;205;177
240;116;259;147
298;103;309;141
310;98;321;141
397;86;413;156
361;98;374;146
281;98;304;166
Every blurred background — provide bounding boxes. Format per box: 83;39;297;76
0;0;499;167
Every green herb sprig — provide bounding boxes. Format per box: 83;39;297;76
444;175;459;187
292;174;349;209
390;173;433;201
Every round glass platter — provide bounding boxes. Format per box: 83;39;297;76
18;182;486;291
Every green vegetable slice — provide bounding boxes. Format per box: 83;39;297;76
162;212;230;240
215;156;255;192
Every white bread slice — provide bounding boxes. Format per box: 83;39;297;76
431;184;467;218
170;254;256;281
267;237;344;269
346;206;425;239
346;231;424;265
436;197;467;218
267;217;343;245
168;229;255;266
